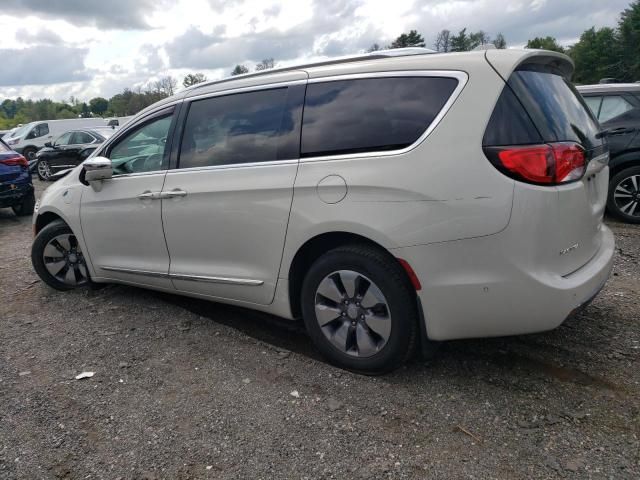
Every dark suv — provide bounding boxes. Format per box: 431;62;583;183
578;84;640;223
0;138;35;216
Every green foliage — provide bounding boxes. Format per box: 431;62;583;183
390;30;425;48
89;97;108;116
570;27;621;84
183;73;207;87
526;36;566;53
493;33;507;49
618;0;640;81
231;64;249;76
450;28;471;52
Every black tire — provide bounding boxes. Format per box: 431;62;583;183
36;159;52;181
301;244;418;374
32;220;88;291
11;191;35;216
23;147;37;162
607;166;640;224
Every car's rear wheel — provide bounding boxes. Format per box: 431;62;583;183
608;166;640;224
11;191;35;216
301;245;418;374
37;159;52;181
23;147;37;162
32;220;89;291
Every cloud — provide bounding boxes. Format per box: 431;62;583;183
15;28;64;46
0;46;90;86
0;0;167;30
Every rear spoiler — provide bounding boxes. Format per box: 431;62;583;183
485;49;574;82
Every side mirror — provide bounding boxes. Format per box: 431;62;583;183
83;156;113;184
44;141;52;148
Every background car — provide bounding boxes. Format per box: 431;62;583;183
578;83;640;223
0;138;35;216
35;127;117;181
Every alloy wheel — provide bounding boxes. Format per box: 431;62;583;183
613;174;640;218
37;160;51;180
42;234;88;286
314;270;391;357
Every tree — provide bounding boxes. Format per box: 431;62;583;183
618;0;640;81
450;28;471;52
255;58;275;71
89;97;108;116
493;33;507;49
367;43;381;52
390;30;426;48
231;64;249;76
526;36;565;53
570;27;621;84
183;73;207;87
434;30;451;52
469;30;491;50
153;76;177;96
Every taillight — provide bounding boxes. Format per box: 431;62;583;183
484;142;586;185
0;154;28;167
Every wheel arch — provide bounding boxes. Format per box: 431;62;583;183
609;151;640;179
287;231;417;319
34;210;66;235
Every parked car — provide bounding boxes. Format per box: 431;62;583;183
35;127;118;181
578;83;640;223
31;48;614;374
3;118;113;161
0;138;35;216
105;116;134;128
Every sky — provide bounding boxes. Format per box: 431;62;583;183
0;0;632;102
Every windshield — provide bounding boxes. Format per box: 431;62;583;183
9;124;30;139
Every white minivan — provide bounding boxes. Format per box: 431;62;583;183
31;48;615;373
4;118;109;161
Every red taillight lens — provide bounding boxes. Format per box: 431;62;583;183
0;154;28;167
552;143;586;182
498;145;554;184
487;142;586;185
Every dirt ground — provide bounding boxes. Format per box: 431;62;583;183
1;179;639;479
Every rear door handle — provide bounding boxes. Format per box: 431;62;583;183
137;191;162;200
608;127;636;135
161;189;188;198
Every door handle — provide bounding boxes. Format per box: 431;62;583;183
161;189;188;198
137;191;162;200
608;127;636;136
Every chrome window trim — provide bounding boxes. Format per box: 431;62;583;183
186;79;307;103
100;266;264;286
110;170;168;180
167;159;298;175
301;70;468;163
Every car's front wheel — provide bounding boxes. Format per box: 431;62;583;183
37;159;52;181
608;166;640;224
32;220;89;290
301;245;418;374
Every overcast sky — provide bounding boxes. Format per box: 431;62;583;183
0;0;631;101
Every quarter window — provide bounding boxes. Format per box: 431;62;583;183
583;96;602;119
179;87;302;169
108;114;173;175
301;77;459;157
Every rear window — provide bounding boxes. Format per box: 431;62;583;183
301;77;459;157
507;66;602;149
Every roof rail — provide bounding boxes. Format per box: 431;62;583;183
188;47;437;93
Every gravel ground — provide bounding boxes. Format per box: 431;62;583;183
1;179;639;479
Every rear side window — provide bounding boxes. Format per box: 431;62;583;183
301;77;459;157
179;86;304;168
483;86;542;146
507;67;602;149
599;96;634;123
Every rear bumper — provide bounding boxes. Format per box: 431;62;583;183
393;225;615;341
0;181;33;207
